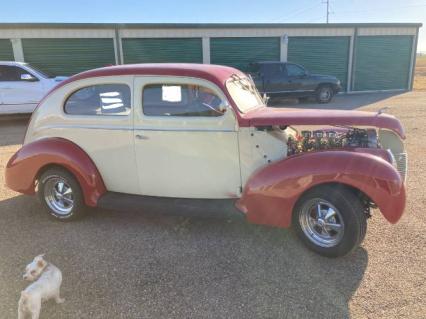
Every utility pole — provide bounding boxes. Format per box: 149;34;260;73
323;0;330;23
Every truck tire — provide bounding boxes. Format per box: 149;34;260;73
316;85;334;103
38;167;87;221
292;185;367;257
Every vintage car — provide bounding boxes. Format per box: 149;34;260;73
5;64;407;257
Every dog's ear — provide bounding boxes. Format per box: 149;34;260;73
34;254;45;261
37;259;46;269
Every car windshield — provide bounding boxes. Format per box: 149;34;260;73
226;75;264;113
23;63;51;78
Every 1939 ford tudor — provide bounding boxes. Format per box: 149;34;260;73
5;64;407;257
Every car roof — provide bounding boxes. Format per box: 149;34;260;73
60;63;246;87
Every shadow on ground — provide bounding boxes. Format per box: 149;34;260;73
0;195;368;319
272;92;405;110
0;117;29;147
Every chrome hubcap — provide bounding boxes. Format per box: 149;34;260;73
44;177;74;215
320;88;331;100
299;199;344;247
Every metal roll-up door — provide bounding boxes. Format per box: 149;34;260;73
353;36;413;91
122;38;203;64
0;39;14;61
210;37;281;72
288;36;350;91
22;38;116;76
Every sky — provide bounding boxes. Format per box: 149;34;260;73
0;0;425;52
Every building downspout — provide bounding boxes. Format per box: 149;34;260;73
114;27;123;65
349;27;359;92
408;27;419;91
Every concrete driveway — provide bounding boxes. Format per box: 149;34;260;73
0;92;425;319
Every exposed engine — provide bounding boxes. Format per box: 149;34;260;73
287;128;379;156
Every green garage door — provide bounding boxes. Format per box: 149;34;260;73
0;39;14;61
122;38;203;64
210;37;280;72
354;36;413;91
22;38;116;76
288;36;350;90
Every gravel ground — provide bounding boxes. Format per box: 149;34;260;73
0;92;425;319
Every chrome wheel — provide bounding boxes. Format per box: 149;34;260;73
43;177;74;216
299;199;344;248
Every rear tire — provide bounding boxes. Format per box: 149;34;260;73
316;85;334;103
292;185;367;257
38;168;86;221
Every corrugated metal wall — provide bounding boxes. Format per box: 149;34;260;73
210;37;280;71
353;35;413;91
122;38;203;64
21;38;116;76
0;39;14;61
288;36;350;91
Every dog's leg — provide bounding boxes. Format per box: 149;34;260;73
54;290;65;304
18;306;25;319
31;301;41;319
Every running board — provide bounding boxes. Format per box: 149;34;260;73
97;192;245;220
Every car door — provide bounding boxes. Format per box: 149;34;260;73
133;76;241;199
0;65;45;106
284;63;309;92
261;63;287;94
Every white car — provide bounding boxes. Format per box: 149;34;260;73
0;61;66;114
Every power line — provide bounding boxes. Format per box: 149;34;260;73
269;2;322;23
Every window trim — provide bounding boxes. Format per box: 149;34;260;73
141;81;228;118
0;65;39;82
285;63;307;77
63;82;132;117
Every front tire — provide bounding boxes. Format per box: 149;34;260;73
292;185;367;257
38;168;86;221
316;85;334;103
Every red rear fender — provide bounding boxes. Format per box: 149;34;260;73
5;138;106;207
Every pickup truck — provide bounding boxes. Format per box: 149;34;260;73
249;61;342;103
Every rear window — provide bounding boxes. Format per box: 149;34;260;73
64;84;131;116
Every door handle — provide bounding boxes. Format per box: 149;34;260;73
135;134;149;140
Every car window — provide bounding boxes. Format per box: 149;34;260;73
0;65;36;81
261;63;283;77
286;64;306;77
142;84;226;117
64;84;131;116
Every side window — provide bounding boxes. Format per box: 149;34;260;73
142;83;226;117
0;65;37;82
286;64;306;77
261;63;283;77
64;84;131;116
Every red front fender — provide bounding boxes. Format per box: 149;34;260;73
5;138;106;207
237;150;406;228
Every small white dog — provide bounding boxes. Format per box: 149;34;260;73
18;254;64;319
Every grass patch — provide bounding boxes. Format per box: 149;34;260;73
414;54;426;91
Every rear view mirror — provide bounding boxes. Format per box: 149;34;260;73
21;73;38;82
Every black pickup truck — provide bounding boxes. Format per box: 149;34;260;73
248;61;342;103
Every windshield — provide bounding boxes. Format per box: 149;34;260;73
23;63;51;78
226;75;264;113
